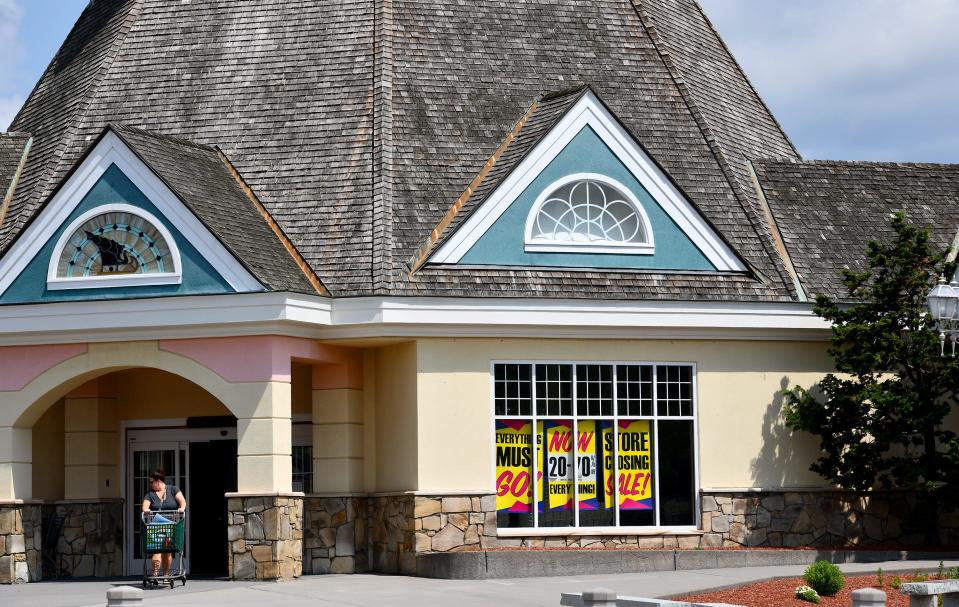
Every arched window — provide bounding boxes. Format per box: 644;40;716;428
47;204;182;290
524;174;654;254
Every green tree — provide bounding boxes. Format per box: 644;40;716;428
784;213;959;544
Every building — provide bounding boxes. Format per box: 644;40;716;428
0;0;957;584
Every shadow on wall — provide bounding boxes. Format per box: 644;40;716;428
749;376;823;488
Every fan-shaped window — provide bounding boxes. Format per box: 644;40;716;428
47;204;182;290
524;174;654;254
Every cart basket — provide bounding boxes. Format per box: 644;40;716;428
141;510;185;554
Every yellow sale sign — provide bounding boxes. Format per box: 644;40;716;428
616;419;653;510
495;420;535;513
541;420;573;511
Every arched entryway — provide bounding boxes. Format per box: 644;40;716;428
22;365;243;578
0;339;305;583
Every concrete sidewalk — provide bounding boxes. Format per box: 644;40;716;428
2;559;957;607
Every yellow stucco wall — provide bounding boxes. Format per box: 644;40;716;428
414;337;834;493
292;363;312;415
373;342;418;492
31;399;65;501
113;368;233;420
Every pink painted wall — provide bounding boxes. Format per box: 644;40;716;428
0;344;87;391
159;336;361;385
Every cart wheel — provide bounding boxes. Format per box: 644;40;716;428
142;580;148;589
169;580;175;589
181;577;187;586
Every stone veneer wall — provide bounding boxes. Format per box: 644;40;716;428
369;495;415;574
410;494;705;555
227;495;303;581
0;504;41;583
303;497;368;574
700;491;959;548
248;490;959;580
45;501;123;578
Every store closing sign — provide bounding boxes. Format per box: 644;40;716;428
617;419;653;510
496;419;654;515
495;420;536;513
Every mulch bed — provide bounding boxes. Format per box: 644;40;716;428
677;575;912;607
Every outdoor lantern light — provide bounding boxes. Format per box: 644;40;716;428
927;275;959;356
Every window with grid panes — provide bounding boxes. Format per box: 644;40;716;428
493;362;696;530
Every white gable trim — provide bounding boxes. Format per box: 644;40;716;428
0;131;264;295
46;203;183;290
431;90;746;272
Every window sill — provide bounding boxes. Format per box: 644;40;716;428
496;526;701;538
524;243;655;255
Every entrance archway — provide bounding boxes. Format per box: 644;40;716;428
0;340;298;580
23;364;242;578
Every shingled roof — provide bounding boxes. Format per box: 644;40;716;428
110;125;324;294
752;159;959;302
0;0;803;301
0;133;30;228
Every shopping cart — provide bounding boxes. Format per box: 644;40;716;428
141;510;186;589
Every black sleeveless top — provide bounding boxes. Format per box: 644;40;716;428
144;485;181;511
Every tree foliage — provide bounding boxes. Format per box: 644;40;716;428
784;214;959;510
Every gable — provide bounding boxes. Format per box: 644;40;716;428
0;130;264;304
0;165;233;303
459;126;715;271
429;90;746;273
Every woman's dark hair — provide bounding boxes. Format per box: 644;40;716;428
148;469;166;483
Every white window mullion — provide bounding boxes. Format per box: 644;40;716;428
571;364;579;528
573;415;579;528
652;365;661;528
612;365;620;528
531;363;539;530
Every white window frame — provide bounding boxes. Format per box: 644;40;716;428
490;359;700;536
47;203;183;290
523;173;655;255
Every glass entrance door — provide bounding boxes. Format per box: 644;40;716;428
127;442;188;575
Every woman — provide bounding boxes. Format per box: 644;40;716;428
141;469;186;577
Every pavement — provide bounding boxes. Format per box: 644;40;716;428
2;559;958;606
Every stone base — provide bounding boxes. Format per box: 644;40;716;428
370;495;415;575
303;497;368;574
0;503;41;584
417;548;959;580
700;491;959;548
227;495;303;581
44;500;123;579
410;494;705;553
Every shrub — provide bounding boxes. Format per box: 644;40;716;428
794;585;820;604
891;576;902;590
804;560;845;596
876;567;885;588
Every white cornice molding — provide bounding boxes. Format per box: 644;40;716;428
0;293;830;345
0;131;263;296
431;90;746;272
0;292;331;344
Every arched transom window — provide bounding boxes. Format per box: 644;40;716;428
48;204;182;290
524;174;654;254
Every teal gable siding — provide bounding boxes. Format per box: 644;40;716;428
459;126;715;271
0;164;234;304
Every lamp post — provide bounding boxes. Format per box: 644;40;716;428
927;275;959;356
